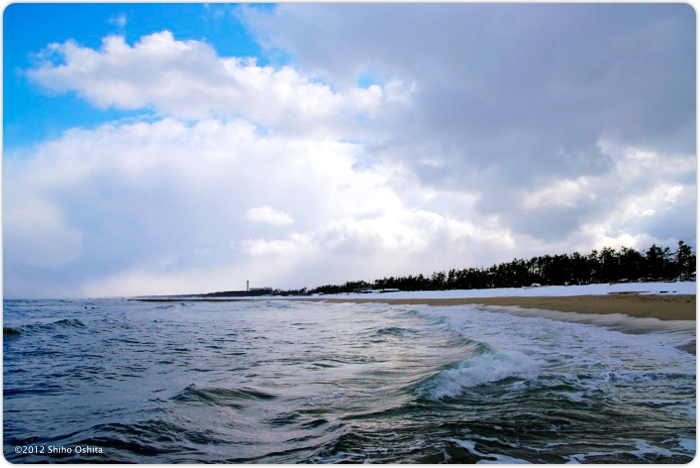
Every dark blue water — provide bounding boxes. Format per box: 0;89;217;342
3;298;695;463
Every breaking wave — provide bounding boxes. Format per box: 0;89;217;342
416;349;543;400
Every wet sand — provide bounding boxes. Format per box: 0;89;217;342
311;293;696;321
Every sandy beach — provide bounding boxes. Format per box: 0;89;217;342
313;293;696;321
306;291;696;355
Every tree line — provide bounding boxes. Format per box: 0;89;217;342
303;241;695;295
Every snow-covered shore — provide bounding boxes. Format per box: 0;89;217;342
314;281;696;300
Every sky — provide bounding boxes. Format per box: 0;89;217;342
3;3;696;298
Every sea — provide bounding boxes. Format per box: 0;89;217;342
3;298;696;463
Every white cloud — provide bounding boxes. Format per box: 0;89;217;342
235;233;314;257
4;116;490;297
664;186;685;205
4;110;526;297
246;205;294;226
7;7;695;298
522;178;590;210
26;31;401;139
511;141;696;247
3;197;83;268
107;13;127;28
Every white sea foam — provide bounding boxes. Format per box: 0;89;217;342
418;350;543;400
308;390;344;402
406;301;695;430
565;438;686;463
447;438;530;464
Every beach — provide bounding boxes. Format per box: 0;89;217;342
301;283;696;355
299;281;696;320
312;293;696;321
311;293;696;355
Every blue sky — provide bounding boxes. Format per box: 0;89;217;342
4;3;272;150
3;3;696;298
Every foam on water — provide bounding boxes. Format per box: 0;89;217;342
417;350;543;400
446;438;531;464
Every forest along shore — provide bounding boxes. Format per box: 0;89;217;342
305;293;696;321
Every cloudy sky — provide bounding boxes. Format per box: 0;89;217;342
4;3;696;298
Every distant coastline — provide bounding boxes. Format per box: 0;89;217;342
135;281;696;321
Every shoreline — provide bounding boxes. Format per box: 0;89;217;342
299;293;696;321
304;293;696;355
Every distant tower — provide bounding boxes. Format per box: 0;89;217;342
246;280;249;292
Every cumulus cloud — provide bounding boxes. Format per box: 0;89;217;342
5;116;507;297
7;5;695;298
26;31;397;139
246;205;294;226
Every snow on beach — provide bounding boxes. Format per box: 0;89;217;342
314;281;696;300
313;281;696;353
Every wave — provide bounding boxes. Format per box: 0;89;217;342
4;319;86;338
53;318;86;328
172;384;277;408
4;327;22;338
373;326;415;337
416;349;543;400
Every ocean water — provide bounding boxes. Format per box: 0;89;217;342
3;298;695;463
